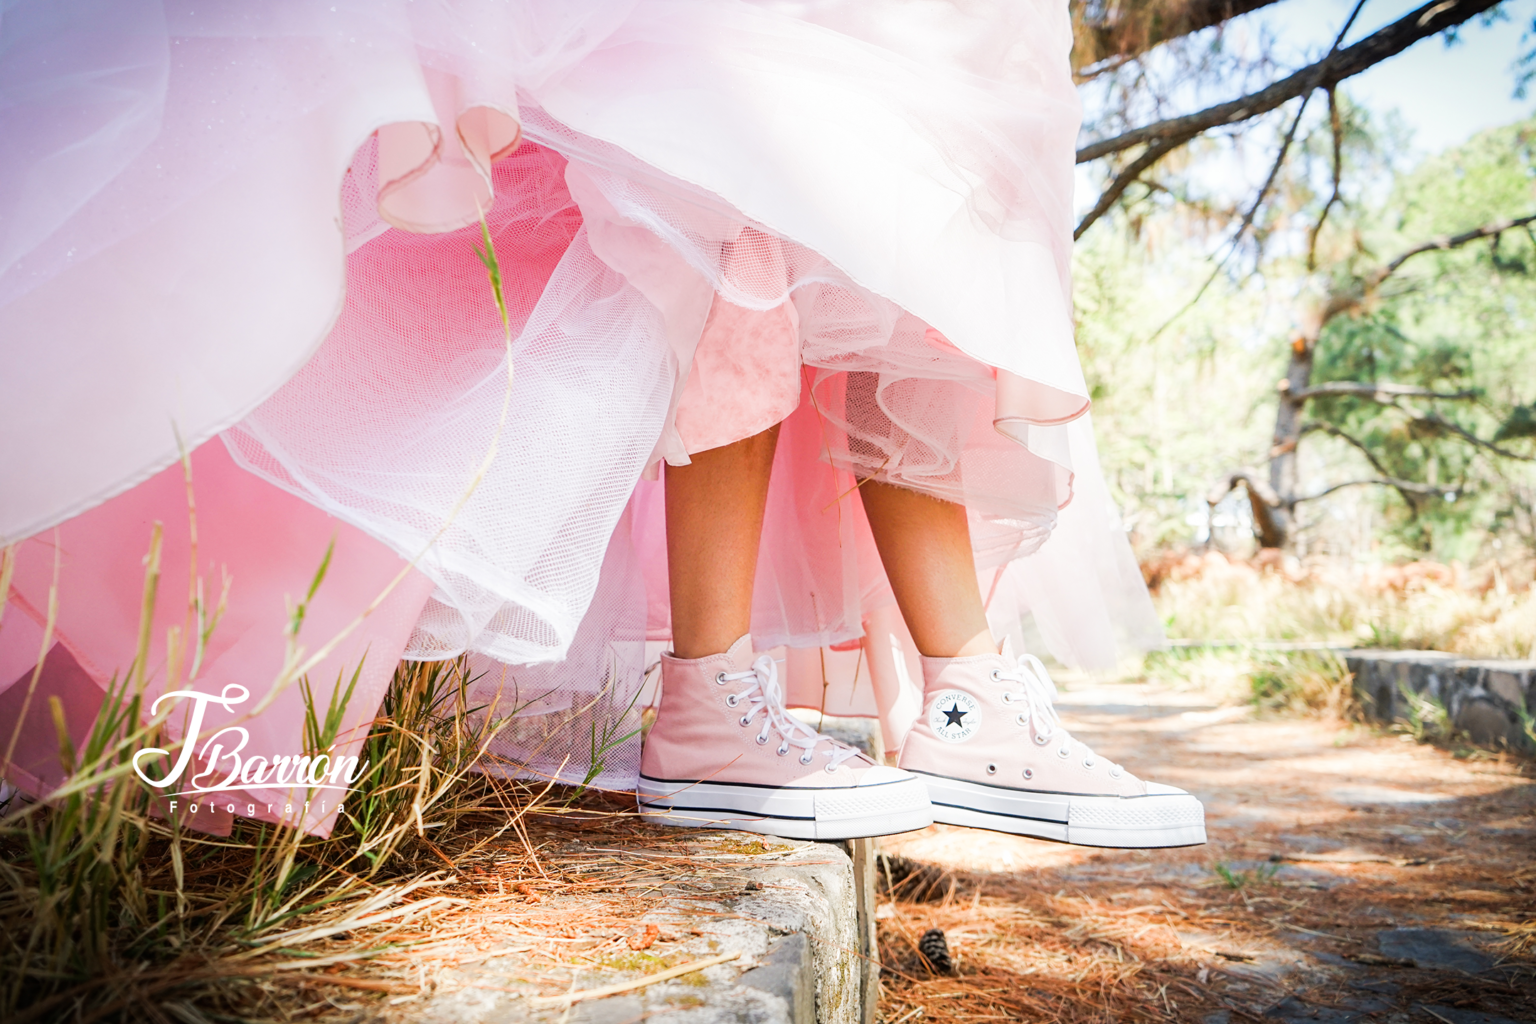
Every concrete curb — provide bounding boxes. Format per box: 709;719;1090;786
1347;649;1536;752
405;834;875;1024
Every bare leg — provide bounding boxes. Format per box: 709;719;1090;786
859;480;993;658
665;425;780;659
646;423;934;840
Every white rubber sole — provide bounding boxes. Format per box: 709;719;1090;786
913;771;1207;848
637;773;934;840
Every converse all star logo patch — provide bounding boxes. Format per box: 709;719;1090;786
929;690;980;743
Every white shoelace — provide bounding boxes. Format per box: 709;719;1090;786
720;655;863;772
994;653;1124;778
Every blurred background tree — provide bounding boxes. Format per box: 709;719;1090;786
1064;0;1536;565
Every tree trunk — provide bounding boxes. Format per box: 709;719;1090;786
1208;469;1288;549
1210;213;1523;552
1265;330;1316;546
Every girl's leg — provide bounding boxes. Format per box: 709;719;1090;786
857;479;995;658
864;477;1208;849
642;424;933;839
664;424;779;659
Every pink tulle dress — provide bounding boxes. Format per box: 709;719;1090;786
0;0;1158;835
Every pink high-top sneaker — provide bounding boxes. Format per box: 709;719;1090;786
639;635;933;839
899;642;1206;848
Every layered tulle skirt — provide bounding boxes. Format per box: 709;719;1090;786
0;0;1158;834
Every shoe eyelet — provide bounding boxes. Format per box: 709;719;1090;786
725;693;739;708
825;764;838;774
1057;747;1071;759
800;753;814;765
1016;712;1029;727
1001;693;1013;705
1033;730;1050;745
777;743;790;756
1022;767;1034;780
1082;757;1095;769
715;672;727;685
755;733;769;746
989;669;1002;682
1109;766;1123;779
986;763;997;775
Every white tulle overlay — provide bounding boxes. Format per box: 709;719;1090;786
1;0;1159;826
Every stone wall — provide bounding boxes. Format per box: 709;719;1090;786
1347;650;1536;753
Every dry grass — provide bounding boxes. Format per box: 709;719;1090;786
0;522;666;1022
1130;550;1536;729
0;510;558;1021
1147;550;1536;659
880;887;1234;1023
0;647;566;1022
181;801;803;1020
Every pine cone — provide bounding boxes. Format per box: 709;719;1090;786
917;927;952;974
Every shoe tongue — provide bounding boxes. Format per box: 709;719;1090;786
997;636;1015;661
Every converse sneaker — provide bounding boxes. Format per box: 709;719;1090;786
899;642;1206;848
639;634;933;839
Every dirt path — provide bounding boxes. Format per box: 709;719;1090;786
877;677;1536;1024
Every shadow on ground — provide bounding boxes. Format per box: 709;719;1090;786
878;678;1535;1024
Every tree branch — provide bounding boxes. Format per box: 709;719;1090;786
1073;0;1287;73
1207;467;1288;548
1300;422;1390;474
1296;387;1533;469
1306;88;1345;271
1376;212;1536;281
1300;422;1425;511
1075;0;1502;164
1073;138;1180;239
1207;467;1280;508
1397;406;1536;462
1076;0;1362;245
1289;381;1481;402
1302;213;1536;334
1216;68;1325;250
1296;477;1444;502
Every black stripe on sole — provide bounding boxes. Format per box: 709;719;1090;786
638;802;817;822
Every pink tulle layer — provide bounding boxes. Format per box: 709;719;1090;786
0;0;1159;831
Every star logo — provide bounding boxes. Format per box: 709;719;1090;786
928;690;980;743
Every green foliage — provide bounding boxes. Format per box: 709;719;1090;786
1073;225;1278;550
1395;680;1454;744
1247;650;1354;717
574;656;644;800
1212;861;1278;889
329;655;507;875
1306;119;1536;557
1495;403;1536;442
1080;110;1536;561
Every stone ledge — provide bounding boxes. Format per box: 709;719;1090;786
398;832;873;1024
1347;650;1536;752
